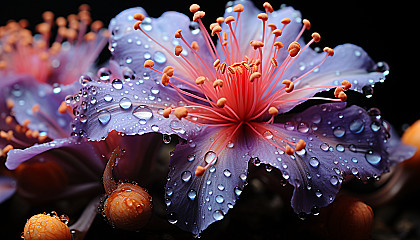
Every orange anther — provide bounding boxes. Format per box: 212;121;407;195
144;60;155;68
270;57;278;67
133;13;145;21
161;73;170;86
263;2;274;13
213;59;221;68
227;66;235;74
272;29;282;37
220;62;227;74
250;40;264;49
268;23;277;31
189;4;200;13
233;4;244;12
311;32;321;42
213;79;224;88
23;119;30;128
32;104;40;113
38;134;48;142
6;99;14;109
191;41;199;51
133;21;141;30
174;107;188;120
174;45;183;56
195;166;205;177
342;80;352;90
193;11;205;22
216;98;227;108
216;17;225;24
211;25;222;36
162;107;172;118
281;18;291;25
58;101;68;114
209;23;218;30
258;13;269;21
338;91;347;102
274;42;284;48
303;19;311;30
174;29;182;38
5;116;13;125
288;41;301;57
268;107;279;116
195;76;207;85
250;72;261;82
223;32;228;41
285;145;294;155
334;87;344;98
225;16;235;24
163;66;174;77
296;139;306;151
282;80;294;93
323;47;334;56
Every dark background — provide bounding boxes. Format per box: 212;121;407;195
1;0;418;239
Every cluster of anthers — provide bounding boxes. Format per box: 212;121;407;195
132;3;351;176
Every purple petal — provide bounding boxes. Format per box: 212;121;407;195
6;77;75;139
109;8;214;91
165;126;249;235
246;103;400;214
71;62;201;141
0;176;16;203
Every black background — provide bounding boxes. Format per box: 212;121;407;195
0;0;418;239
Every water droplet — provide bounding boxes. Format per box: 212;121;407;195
187;189;197;200
349;119;364;133
119;97;132;109
104;94;113;102
240;173;247;181
282;171;290;180
98;67;111;81
112;79;123;90
365;150;381;165
311;206;320;216
213;210;224;221
79;75;92;86
217;184;225;191
122;68;136;80
187;154;195;162
163;134;171;144
170;120;185;134
226;141;234;148
312;114;321;124
336;144;345;152
204;151;217;165
153;51;167;64
374;61;389;75
309;157;320;168
333;126;345;138
362;85;374;98
59;214;69;225
166;187;173;196
370;122;381;132
143;52;151;59
330;176;339;186
351;167;359;175
297;122;309;133
215;195;224;204
284;122;294;131
165;198;171;207
223;169;232;178
315;190;322;198
181;171;192;182
168;212;178;224
189;21;200;34
234;187;242;196
151;125;159;131
141;18;152;31
263;130;273;139
98;110;111;124
320;143;329;151
125;56;133;64
132;105;153;121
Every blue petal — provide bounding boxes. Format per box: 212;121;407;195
165;126;249;235
246;103;402;214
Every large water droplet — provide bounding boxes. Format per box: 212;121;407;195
154;51;167;64
320;143;329;152
330;176;339;186
187;189;197;200
365;150;381;165
119;97;132;109
362;85;374;98
98;110;111;124
98;67;111;81
297;122;309;133
213;210;224;221
349;119;364;133
263;130;273;139
215;195;224;204
204;151;217;165
309;157;320;168
223;169;232;178
132;105;153;121
79;75;92;86
104;94;113;102
333;126;345;138
370;122;381;132
181;171;192;182
112;79;123;90
168;212;178;224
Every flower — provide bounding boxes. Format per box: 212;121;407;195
69;0;414;235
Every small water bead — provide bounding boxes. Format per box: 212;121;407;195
143;52;151;59
240;174;247;181
365;150;381;165
309;157;320;168
333;126;346;138
312;114;322;124
370;122;381;132
315;190;322;198
226;141;234;148
351;167;359;175
141;17;152;31
204;151;218;165
187;189;197;200
104;94;113;102
79;75;92;86
119;97;132;109
98;67;111;81
165;198;171;207
320;143;329;152
168;212;178;224
125;56;133;64
98;110;111;124
170;120;185;133
349;119;365;133
234;187;242;196
112;79;123;90
212;210;224;221
284;122;295;131
282;171;290;180
330;176;339;186
181;171;192;182
151;125;159;131
336;144;345;152
362;85;374;98
375;61;390;75
223;169;232;178
153;51;167;64
189;21;200;35
132;105;153;121
217;184;225;191
122;68;136;80
263;130;273;139
297;122;309;133
215;195;224;204
187;154;195;162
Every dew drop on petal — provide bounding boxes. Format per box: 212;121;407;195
263;130;273;139
119;97;132;109
223;169;232;178
351;167;359;175
204;151;217;165
153;51;167;64
151;125;159;131
168;212;178;224
297;122;309;133
181;171;192;182
349;119;364;133
330;176;339;186
234;187;242;196
365;150;381;165
98;110;111;124
132;105;153;121
309;157;319;168
370;122;381;132
336;144;345;152
320;143;329;152
112;79;123;90
212;210;224;221
187;189;197;200
104;94;113;102
215;195;224;204
163;134;171;144
333;126;345;138
226;141;234;148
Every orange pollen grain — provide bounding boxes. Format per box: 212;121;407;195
144;60;155;68
189;4;200;13
216;98;227;108
285;145;294;155
233;4;244;12
174;107;188;120
162;107;172;118
296;139;307;151
195;166;205;176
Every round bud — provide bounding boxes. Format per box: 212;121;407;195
23;213;71;240
103;183;153;231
